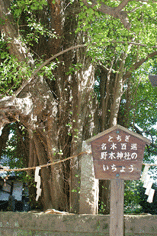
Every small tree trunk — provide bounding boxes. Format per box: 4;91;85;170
110;74;124;127
0;124;10;157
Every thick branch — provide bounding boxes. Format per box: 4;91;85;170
116;0;131;12
82;0;131;30
124;51;157;79
0;77;57;132
13;44;86;98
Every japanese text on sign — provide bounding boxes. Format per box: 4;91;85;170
88;124;149;180
100;134;138;173
100;134;138;161
103;164;134;173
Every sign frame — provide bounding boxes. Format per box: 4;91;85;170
86;125;150;180
86;125;150;236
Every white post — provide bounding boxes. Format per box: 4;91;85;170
79;141;99;214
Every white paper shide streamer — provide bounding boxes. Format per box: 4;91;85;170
141;165;150;182
147;189;155;203
35;167;42;201
141;165;155;203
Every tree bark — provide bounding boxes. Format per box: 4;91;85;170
0;124;10;158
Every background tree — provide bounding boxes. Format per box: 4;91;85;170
79;0;157;213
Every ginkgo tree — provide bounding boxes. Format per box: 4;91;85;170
0;0;157;213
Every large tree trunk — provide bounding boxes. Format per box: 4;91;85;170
0;0;98;212
46;1;99;212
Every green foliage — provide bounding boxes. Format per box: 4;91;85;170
0;0;60;96
134;81;157;129
24;18;57;46
10;0;57;47
11;0;47;19
0;41;58;96
124;178;157;215
124;180;143;214
65;63;83;75
78;0;157;69
0;42;31;95
98;201;106;214
124;179;157;215
35;59;58;79
128;60;157;162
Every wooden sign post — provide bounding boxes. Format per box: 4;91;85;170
86;125;150;236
